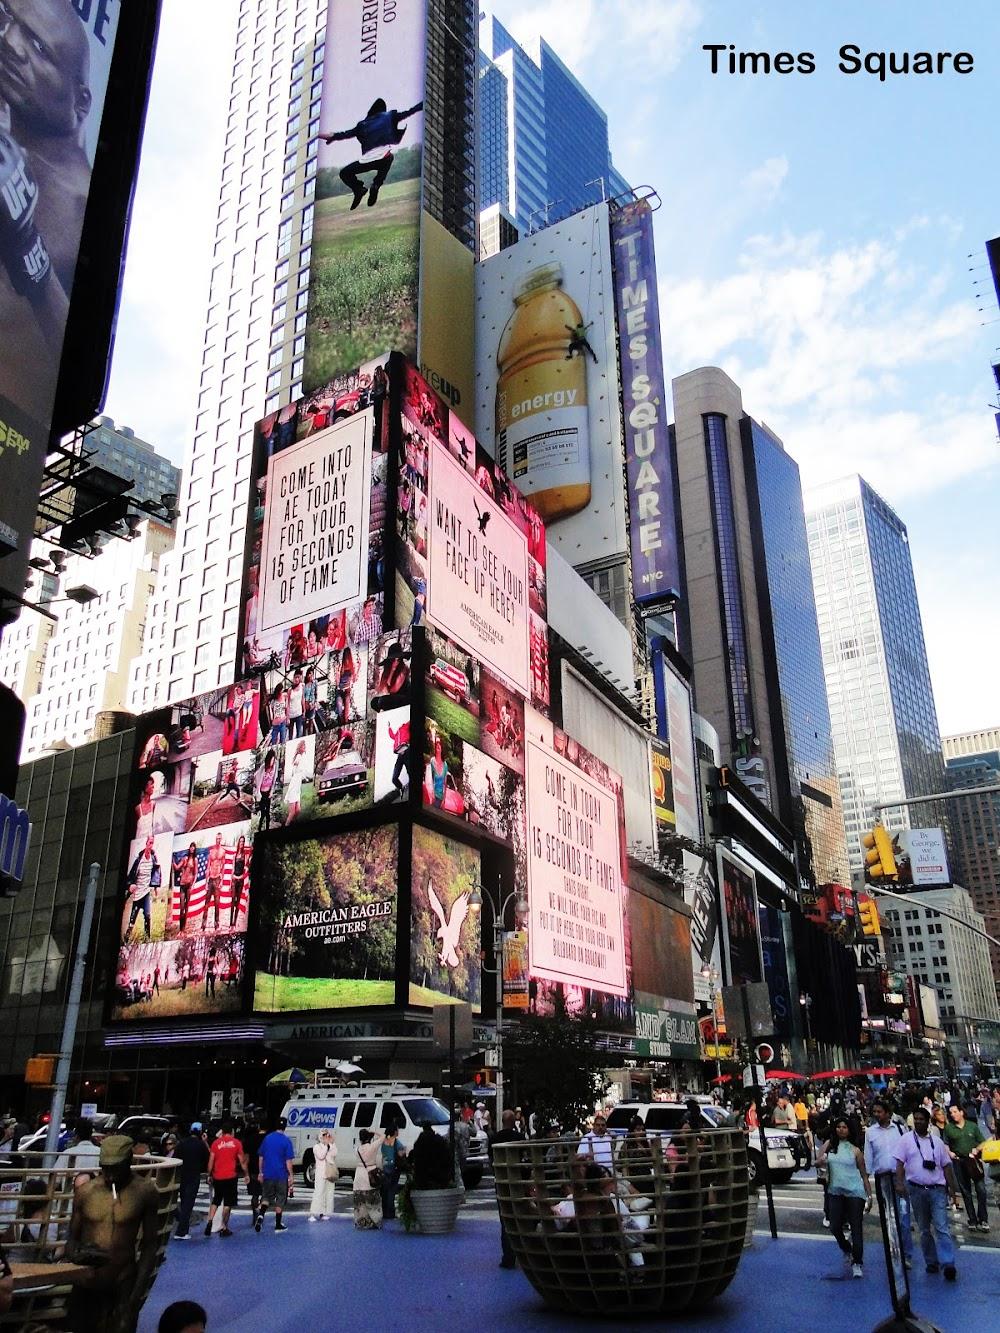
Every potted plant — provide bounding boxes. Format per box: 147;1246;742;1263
399;1124;463;1233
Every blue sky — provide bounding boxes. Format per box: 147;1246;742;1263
105;0;999;736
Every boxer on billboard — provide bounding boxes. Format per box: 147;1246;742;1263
0;0;95;423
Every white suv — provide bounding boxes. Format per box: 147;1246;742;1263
604;1101;800;1185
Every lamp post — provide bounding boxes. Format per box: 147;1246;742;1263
799;992;813;1069
700;964;721;1082
469;882;528;1122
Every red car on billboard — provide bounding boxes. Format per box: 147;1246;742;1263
429;660;468;702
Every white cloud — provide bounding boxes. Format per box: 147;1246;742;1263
660;224;991;499
742;155;788;201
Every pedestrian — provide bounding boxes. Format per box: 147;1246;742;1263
577;1112;615;1173
864;1100;912;1265
353;1128;385;1230
158;1299;207;1333
943;1102;989;1232
173;1122;210;1240
244;1120;266;1230
54;1117;101;1184
817;1116;872;1278
620;1116;655;1196
893;1106;961;1280
309;1129;337;1221
256;1117;295;1233
492;1109;523;1268
204;1119;248;1238
379;1123;405;1220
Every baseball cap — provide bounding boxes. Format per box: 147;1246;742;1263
190;1122;203;1132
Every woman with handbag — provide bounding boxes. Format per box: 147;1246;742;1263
309;1129;338;1221
379;1123;406;1220
353;1129;385;1230
817;1117;873;1278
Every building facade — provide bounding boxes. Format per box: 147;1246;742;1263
804;475;948;877
133;0;477;710
82;416;180;513
943;729;1000;1004
671;367;848;892
881;886;1000;1066
478;4;629;235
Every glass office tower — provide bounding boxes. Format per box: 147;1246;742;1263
804;476;947;876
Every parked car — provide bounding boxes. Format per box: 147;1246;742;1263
317;740;368;802
422;771;465;816
117;1115;174;1148
429;660;468;702
604;1101;801;1185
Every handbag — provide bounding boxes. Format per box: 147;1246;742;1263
816;1161;830;1185
368;1165;384;1189
325;1159;340;1182
981;1138;1000;1163
965;1155;985;1182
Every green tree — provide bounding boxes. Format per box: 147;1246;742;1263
503;992;608;1132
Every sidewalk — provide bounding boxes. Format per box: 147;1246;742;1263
138;1205;996;1332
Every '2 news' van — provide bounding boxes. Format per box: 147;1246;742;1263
279;1080;488;1187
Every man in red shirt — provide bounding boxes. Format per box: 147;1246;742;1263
205;1119;248;1237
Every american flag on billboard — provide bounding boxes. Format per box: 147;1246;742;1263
169;843;251;929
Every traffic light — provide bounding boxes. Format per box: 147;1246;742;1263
856;894;881;936
862;824;898;880
472;1069;492;1088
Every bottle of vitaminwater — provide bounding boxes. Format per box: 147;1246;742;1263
495;262;591;524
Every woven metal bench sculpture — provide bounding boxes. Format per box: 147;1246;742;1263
1;1150;180;1328
493;1125;749;1315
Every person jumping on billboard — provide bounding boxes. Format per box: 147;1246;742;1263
565;319;598;363
321;98;423;210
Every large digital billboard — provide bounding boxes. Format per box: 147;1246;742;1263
524;723;629;998
718;849;763;988
303;0;426;391
0;0;157;597
474;203;627;566
408;824;481;1008
253;825;399;1012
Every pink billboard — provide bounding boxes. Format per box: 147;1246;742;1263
524;732;628;997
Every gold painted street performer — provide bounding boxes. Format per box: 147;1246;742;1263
65;1134;160;1333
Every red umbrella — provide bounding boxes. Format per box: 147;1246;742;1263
765;1069;807;1081
812;1069;854;1080
711;1074;731;1084
851;1067;897;1077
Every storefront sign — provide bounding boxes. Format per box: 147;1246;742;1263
633;992;699;1060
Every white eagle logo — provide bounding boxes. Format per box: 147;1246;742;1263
428;880;471;969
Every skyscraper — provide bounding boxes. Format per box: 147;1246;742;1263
132;0;476;709
671;367;848;892
804;475;947;877
478;4;629;235
943;727;1000;1004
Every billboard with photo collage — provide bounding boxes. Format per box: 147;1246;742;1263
108;604;414;1020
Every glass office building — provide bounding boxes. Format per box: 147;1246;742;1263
743;420;849;890
943;730;1000;1004
479;5;630;234
804;476;947;876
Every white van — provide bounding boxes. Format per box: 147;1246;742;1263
279;1080;488;1187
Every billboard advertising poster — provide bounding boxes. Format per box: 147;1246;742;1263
758;902;792;1038
651;645;699;842
633;991;699;1061
304;0;426;391
418;211;475;430
650;738;674;829
111;934;246;1022
409;824;481;1008
253;824;398;1013
0;0;121;576
474;203;627;564
239;355;388;679
610;198;679;606
503;930;529;1011
394;361;549;715
718;849;764;988
686;852;722;1003
629;887;693;1008
524;730;629;997
893;827;951;887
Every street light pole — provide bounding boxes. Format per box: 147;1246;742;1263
701;964;721;1082
469;882;527;1124
799;992;813;1071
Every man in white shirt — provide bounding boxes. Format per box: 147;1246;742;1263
577;1113;615;1172
864;1100;911;1263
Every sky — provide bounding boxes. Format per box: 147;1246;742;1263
104;0;999;739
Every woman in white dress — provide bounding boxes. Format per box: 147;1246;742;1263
353;1129;385;1230
284;740;308;823
309;1129;337;1221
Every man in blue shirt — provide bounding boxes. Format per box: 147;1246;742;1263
321;98;423;210
255;1117;295;1233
